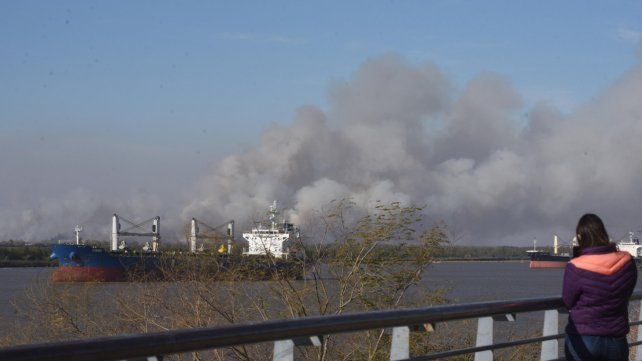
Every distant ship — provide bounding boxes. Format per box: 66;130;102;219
527;235;571;269
616;232;642;258
527;251;570;269
50;224;162;282
50;202;304;282
528;232;642;269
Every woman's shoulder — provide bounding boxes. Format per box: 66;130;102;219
569;251;632;276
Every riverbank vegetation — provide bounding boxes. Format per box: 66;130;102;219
0;244;52;267
0;200;488;360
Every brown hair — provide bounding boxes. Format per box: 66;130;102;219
576;213;610;249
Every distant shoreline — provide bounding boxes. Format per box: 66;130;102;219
0;259;532;268
0;260;53;268
434;258;529;263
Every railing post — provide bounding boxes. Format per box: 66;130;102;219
273;340;294;361
474;317;493;361
273;336;322;361
540;310;558;360
637;300;642;361
390;326;410;361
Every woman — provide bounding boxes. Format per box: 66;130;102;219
563;213;637;361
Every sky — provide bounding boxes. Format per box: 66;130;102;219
1;1;642;245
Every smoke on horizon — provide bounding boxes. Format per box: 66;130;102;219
3;52;642;245
183;53;642;245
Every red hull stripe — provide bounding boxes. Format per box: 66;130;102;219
52;266;126;282
530;260;567;269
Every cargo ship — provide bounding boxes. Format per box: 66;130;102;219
51;202;304;282
527;235;571;269
527;250;570;269
528;232;642;269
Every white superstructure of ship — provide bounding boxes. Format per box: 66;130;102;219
242;201;300;259
617;232;642;258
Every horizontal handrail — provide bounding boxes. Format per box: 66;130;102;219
2;291;641;361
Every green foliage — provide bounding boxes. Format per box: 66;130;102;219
280;199;450;360
436;245;532;260
0;246;50;262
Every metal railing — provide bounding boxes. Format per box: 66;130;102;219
2;291;642;361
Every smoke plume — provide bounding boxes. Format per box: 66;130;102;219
184;53;642;244
3;52;642;245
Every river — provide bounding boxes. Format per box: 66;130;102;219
1;262;640;355
0;262;572;327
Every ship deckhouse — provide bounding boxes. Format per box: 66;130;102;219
242;201;299;259
618;232;642;258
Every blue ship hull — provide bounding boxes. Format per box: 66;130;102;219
528;253;570;269
51;244;306;282
50;244;160;282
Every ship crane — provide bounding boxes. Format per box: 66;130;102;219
188;218;234;254
111;214;160;252
552;234;576;256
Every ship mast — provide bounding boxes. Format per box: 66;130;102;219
269;200;279;230
241;200;297;259
74;225;83;245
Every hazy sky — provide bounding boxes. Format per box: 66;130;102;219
1;1;642;245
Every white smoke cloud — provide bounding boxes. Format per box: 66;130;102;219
183;52;642;244
4;51;642;245
0;188;178;242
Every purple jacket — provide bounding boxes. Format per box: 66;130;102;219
562;245;637;336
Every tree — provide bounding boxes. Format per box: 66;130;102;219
4;200;449;361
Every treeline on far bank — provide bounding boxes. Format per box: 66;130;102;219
0;241;53;267
0;240;540;268
302;242;536;262
435;245;543;260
